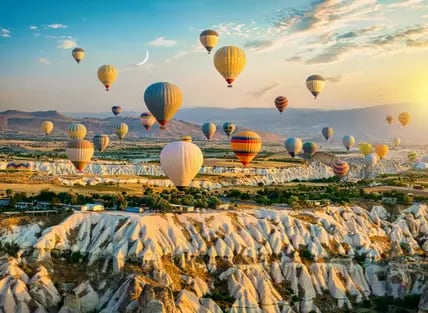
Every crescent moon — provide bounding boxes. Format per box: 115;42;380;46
136;49;149;66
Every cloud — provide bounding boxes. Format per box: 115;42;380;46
247;82;279;98
386;0;425;8
243;39;274;52
305;42;356;64
57;39;77;49
148;37;176;47
47;24;67;29
29;25;38;31
211;22;260;38
165;50;188;63
39;58;51;65
285;56;303;62
1;28;11;38
370;25;428;47
325;75;342;83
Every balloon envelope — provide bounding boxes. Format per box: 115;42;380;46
181;136;192;142
66;139;94;171
72;48;85;64
67;123;87;140
322;127;334;140
199;30;219;54
115;123;128;140
365;153;379;167
408;151;418;163
140;112;156;130
93;134;110;152
144;82;183;128
359;142;373;156
202;122;216;140
342;135;355;151
214;46;246;87
160;141;203;190
97;65;118;91
112;106;122;116
284;137;303;158
386;115;393;125
375;144;389;159
332;159;349;177
231;131;262;166
306;75;325;99
222;122;236;137
274;96;288;113
303;142;318;159
41;121;54;135
398;112;411;127
393;137;401;147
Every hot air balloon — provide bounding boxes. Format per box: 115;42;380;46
66;139;94;171
359;142;373;156
398;112;411;127
72;48;85;64
199;30;219;54
214;46;246;87
93;134;110;152
41;121;54;135
375;144;389;159
284;137;303;158
302;142;318;159
115;123;128;140
408;151;418;163
160;141;203;190
67;123;87;140
365;153;379;168
223;122;236;137
140;112;156;130
181;136;192;142
230;131;262;167
386;115;393;125
322;127;334;141
274;96;288;113
144;82;182;129
342;135;355;151
393;137;401;147
202;122;216;140
97;65;118;91
306;75;325;99
112;106;122;116
332;159;349;177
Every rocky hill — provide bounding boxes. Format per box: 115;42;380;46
0;110;282;143
1;204;428;312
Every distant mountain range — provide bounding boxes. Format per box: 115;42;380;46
1;103;426;144
64;103;426;144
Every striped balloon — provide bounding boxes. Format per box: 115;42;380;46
284;137;303;158
302;142;317;159
202;122;216;140
140;112;156;130
223;122;236;137
67;123;87;140
93;134;110;152
332;159;350;177
306;75;325;99
342;135;355;151
398;112;411;127
231;131;262;167
66;139;94;171
322;127;334;140
274;96;288;113
112;106;122;116
408;151;418;163
115;123;128;140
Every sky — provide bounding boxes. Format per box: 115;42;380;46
0;0;428;113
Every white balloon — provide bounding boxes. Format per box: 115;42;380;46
160;141;203;189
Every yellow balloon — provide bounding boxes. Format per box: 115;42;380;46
97;65;118;91
306;75;325;99
68;123;87;140
375;144;389;159
115;123;128;140
358;142;373;156
230;131;262;167
72;48;85;64
393;137;401;147
398;112;411;127
41;121;54;135
214;46;246;87
200;30;219;54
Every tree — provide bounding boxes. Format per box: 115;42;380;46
5;189;12;198
207;197;221;209
288;195;299;207
156;198;171;211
